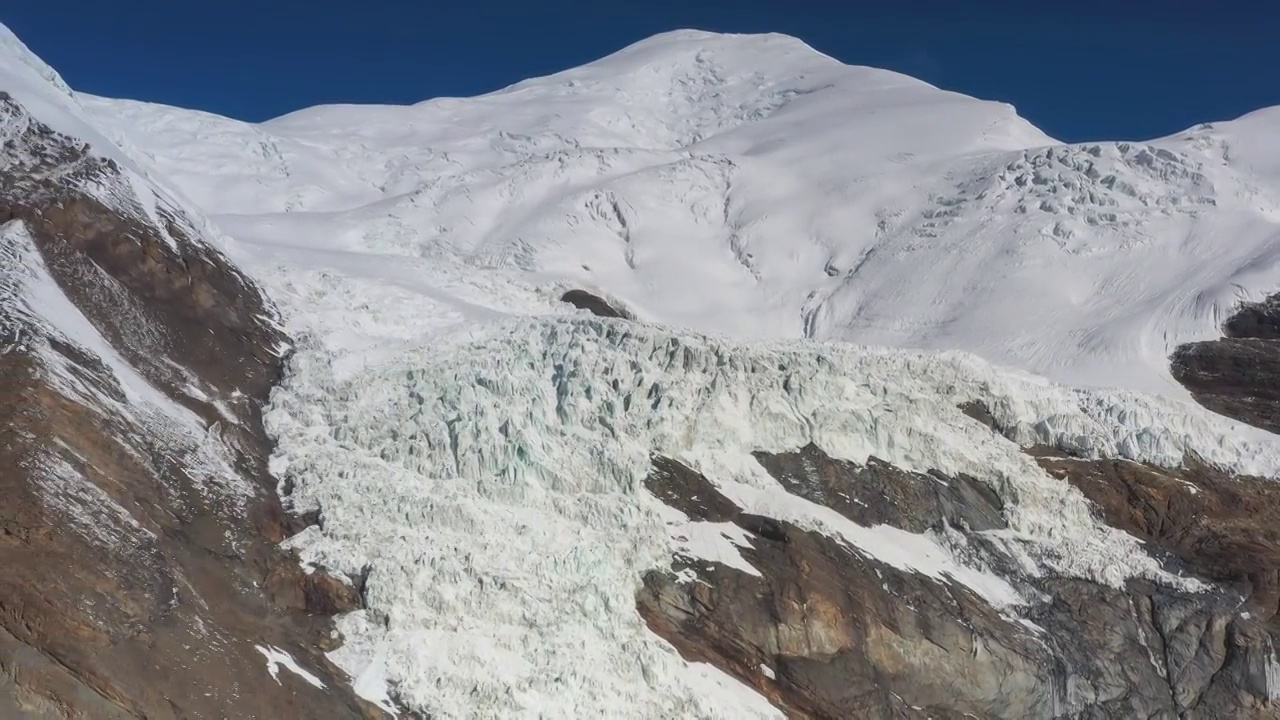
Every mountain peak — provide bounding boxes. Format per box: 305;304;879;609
0;22;74;101
522;26;849;94
613;27;830;55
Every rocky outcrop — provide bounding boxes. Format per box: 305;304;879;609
560;289;631;319
638;447;1280;718
1034;448;1280;717
638;455;1053;719
1034;449;1280;609
1172;293;1280;433
752;445;1006;533
1;93;381;716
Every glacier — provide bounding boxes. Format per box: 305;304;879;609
264;311;1280;716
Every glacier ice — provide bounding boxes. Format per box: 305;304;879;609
265;315;1280;717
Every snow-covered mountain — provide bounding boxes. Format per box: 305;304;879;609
80;29;1280;400
7;22;1280;719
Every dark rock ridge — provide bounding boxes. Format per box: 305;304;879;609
1222;295;1280;340
638;445;1280;718
560;289;632;319
752;445;1006;534
1;93;381;716
1172;292;1280;433
638;455;1051;719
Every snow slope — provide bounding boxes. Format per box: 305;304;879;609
0;25;248;257
15;22;1280;717
80;30;1280;398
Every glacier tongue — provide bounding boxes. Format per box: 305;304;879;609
265;309;1280;716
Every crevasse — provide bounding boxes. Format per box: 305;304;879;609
264;315;1280;718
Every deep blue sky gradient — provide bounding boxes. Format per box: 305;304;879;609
5;0;1278;142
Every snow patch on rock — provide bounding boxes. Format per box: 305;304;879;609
256;645;326;689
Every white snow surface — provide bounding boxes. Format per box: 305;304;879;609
9;22;1280;718
76;29;1280;398
0;23;253;257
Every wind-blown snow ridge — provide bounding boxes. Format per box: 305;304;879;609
0;24;259;260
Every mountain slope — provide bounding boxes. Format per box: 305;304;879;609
81;30;1280;401
0;25;381;718
10;23;1280;719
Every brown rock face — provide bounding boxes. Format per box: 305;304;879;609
1172;292;1280;433
1034;450;1280;608
1033;449;1280;717
1;93;382;716
638;449;1280;719
638;459;1051;718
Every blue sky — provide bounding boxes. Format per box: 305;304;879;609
5;0;1277;142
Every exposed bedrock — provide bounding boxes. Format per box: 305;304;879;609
1173;292;1280;434
639;445;1280;719
560;288;633;319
